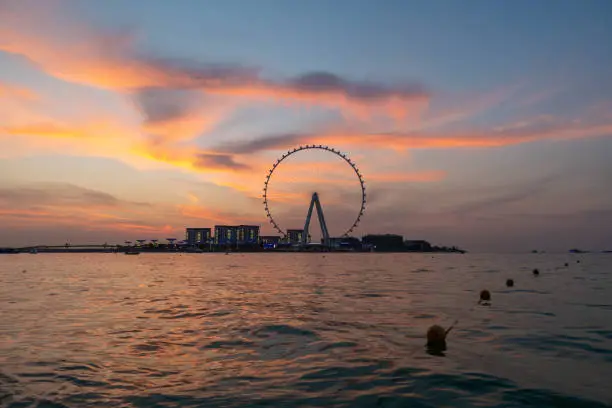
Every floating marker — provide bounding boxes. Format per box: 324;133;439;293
480;290;491;302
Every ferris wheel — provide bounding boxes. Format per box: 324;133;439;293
262;145;366;242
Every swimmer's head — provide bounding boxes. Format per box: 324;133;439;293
426;325;447;349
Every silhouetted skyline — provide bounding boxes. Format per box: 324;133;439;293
1;0;611;251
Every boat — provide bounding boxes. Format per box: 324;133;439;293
29;248;38;254
124;250;140;255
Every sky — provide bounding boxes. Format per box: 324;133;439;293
1;0;611;252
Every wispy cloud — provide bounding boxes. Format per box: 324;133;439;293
194;153;251;171
0;0;436;177
0;181;261;245
132;87;232;144
1;122;115;139
0;81;37;100
0;182;120;207
442;176;559;216
0;1;427;118
212;116;612;155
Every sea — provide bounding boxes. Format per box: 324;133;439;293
1;253;611;407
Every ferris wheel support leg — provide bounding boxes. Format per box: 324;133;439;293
313;193;330;246
302;194;317;245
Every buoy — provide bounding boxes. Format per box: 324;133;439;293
533;268;540;276
506;279;514;287
479;289;491;302
577;260;581;264
564;263;569;267
426;325;447;349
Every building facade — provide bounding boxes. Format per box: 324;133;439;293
260;235;281;249
237;225;260;245
286;229;304;244
214;225;238;245
185;228;212;246
362;234;404;251
404;240;432;251
329;236;362;250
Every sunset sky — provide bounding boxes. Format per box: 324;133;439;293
1;0;611;251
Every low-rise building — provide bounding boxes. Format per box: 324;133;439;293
362;234;404;251
286;229;304;244
237;225;260;245
404;240;432;251
214;225;238;245
329;236;362;250
185;228;211;246
260;235;281;249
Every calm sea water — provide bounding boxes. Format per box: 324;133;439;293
1;253;611;407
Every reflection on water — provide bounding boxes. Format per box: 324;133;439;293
1;253;611;407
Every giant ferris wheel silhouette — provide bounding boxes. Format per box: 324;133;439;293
262;145;366;246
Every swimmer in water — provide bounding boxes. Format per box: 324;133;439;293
426;321;457;352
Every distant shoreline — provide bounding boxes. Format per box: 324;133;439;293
0;248;467;254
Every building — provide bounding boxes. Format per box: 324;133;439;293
260;235;281;249
286;229;304;244
237;225;260;245
329;236;362;250
185;228;211;246
404;240;432;251
214;225;238;246
362;234;404;251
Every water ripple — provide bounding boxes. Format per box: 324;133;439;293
1;253;611;407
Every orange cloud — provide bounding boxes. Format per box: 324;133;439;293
0;182;264;245
0;82;37;101
0;114;148;168
132;142;253;173
132;88;236;145
187;192;199;204
0;1;427;123
2;122;107;138
100;222;175;235
145;112;602;190
223;118;612;155
0;208;53;218
176;204;256;225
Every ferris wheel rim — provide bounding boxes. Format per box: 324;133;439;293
262;144;366;238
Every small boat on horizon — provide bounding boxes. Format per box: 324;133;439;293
124;250;140;255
